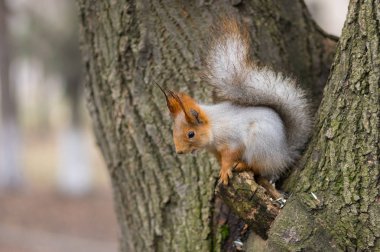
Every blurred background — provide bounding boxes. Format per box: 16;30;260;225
0;0;118;251
0;0;348;251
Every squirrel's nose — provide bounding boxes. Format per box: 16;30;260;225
176;151;184;154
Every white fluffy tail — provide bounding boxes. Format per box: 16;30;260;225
203;19;312;153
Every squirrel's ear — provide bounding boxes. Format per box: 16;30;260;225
189;109;203;124
168;91;201;124
153;81;182;118
163;90;205;124
166;95;182;117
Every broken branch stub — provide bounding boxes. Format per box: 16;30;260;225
215;172;280;239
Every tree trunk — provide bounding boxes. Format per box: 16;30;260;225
0;0;23;189
77;0;338;251
268;0;380;250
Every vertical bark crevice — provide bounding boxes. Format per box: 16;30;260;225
270;0;379;250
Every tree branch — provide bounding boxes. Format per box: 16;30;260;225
216;172;281;239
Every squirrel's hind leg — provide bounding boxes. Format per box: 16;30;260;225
233;161;250;172
256;176;283;201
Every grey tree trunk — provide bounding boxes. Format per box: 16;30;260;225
0;0;23;189
76;0;377;251
268;1;380;250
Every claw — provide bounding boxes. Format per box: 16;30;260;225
227;168;233;178
233;239;244;251
272;197;287;208
219;167;233;185
218;174;229;185
218;178;228;185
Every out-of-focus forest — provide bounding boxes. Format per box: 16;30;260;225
0;0;118;251
0;0;348;251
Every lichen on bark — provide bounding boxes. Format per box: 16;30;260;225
76;0;340;251
269;0;380;250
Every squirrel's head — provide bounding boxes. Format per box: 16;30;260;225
155;83;211;154
169;93;211;154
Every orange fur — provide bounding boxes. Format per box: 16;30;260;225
166;92;263;184
165;91;282;198
166;95;182;117
166;92;211;154
216;146;266;185
157;18;312;201
167;93;208;123
217;145;244;185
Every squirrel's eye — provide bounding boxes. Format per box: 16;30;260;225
188;131;195;139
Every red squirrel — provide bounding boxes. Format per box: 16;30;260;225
156;19;312;200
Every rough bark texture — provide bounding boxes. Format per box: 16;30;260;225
216;173;280;239
76;0;336;251
268;0;379;250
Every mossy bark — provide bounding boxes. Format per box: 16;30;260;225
268;0;380;250
76;0;336;251
216;172;280;239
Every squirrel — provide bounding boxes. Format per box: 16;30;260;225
155;18;312;200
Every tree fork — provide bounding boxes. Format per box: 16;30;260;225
77;0;338;250
268;0;380;250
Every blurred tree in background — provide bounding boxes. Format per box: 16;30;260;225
0;0;23;189
1;0;94;194
16;0;92;195
15;0;83;126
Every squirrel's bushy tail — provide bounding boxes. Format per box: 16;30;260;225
203;19;312;154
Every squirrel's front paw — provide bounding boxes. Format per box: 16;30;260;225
219;168;233;185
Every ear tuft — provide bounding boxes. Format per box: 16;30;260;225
153;81;182;118
167;94;182;117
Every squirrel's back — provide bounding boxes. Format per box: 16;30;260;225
202;18;312;161
201;102;292;177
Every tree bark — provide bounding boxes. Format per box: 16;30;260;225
77;0;337;251
268;0;379;250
